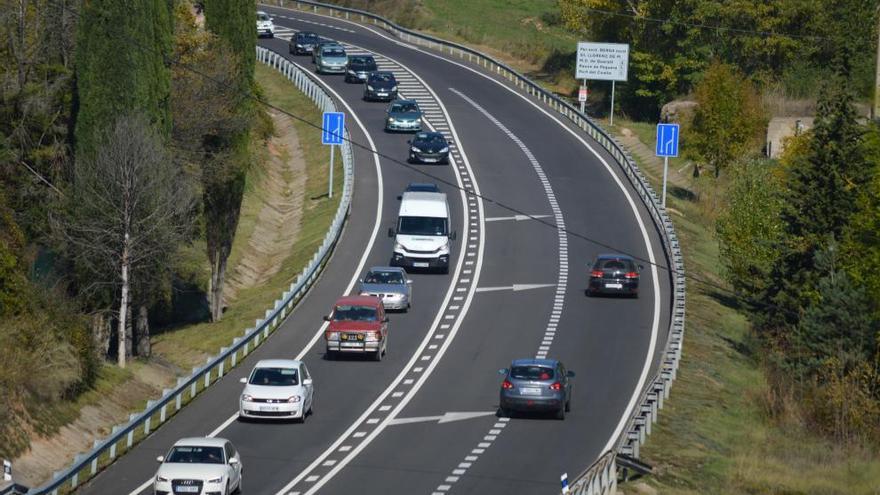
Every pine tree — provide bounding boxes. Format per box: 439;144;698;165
204;0;255;94
74;0;172;157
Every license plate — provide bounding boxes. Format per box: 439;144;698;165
260;406;279;411
413;262;429;267
377;92;388;96
605;283;623;289
341;342;361;347
423;158;438;162
520;387;541;395
176;487;199;493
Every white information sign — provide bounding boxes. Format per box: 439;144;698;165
576;42;629;81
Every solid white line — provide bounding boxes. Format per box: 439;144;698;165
267;0;663;477
127;52;386;495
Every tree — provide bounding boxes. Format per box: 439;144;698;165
715;159;785;301
688;62;766;177
199;0;256;321
56;115;194;367
74;0;172;157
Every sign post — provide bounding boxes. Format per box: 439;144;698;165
3;459;11;482
576;42;629;124
655;123;680;208
578;83;588;114
321;112;345;199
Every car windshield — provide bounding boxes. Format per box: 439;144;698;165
299;33;318;41
364;271;405;285
165;446;224;464
323;48;345;57
350;56;375;66
598;258;633;271
249;367;298;386
391;103;419;113
417;134;445;145
257;13;270;21
398;216;447;236
333;305;378;321
510;366;555;381
405;183;440;193
370;73;394;83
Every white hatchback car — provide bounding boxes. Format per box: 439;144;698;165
239;359;314;421
256;11;274;38
153;437;242;495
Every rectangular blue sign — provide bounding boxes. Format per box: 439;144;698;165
655;123;679;158
322;112;345;145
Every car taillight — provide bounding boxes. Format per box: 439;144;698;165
549;382;562;391
502;380;514;390
625;272;639;279
590;270;603;278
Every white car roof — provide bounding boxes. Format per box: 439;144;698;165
399;192;448;218
173;437;229;448
253;359;303;368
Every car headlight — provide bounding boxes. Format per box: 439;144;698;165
365;331;380;342
207;477;223;484
388;117;396;123
439;147;449;153
411;146;421;153
367;85;375;91
327;331;340;341
156;475;168;483
287;396;301;403
241;394;253;402
393;242;403;252
391;85;398;92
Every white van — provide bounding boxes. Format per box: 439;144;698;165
388;191;455;273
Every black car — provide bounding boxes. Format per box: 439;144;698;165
346;55;378;83
586;254;642;297
408;132;450;164
290;31;320;55
363;72;398;101
498;358;574;419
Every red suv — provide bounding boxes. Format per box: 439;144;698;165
323;296;389;361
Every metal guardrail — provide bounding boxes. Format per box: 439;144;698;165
28;46;355;495
264;2;686;493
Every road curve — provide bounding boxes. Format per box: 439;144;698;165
75;7;671;495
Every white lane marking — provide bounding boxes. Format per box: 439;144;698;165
128;46;387;495
484;214;552;222
474;284;555;293
386;411;496;426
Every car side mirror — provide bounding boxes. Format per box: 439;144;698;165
388;227;396;237
358;278;363;283
303;378;313;386
156;456;164;463
407;140;412;144
449;231;457;241
638;264;644;270
323;315;331;322
382;316;390;323
229;457;239;465
239;377;247;384
407;279;413;285
396;195;402;201
567;371;576;378
497;368;508;375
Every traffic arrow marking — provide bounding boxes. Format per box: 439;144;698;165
475;283;556;293
387;411;497;426
484;214;552;222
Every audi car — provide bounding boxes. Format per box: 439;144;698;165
153;437;242;495
586;254;642;297
408;132;450;164
498;358;574;419
290;31;320;55
359;266;412;311
345;55;378;83
384;99;422;132
238;359;314;422
363;71;398;101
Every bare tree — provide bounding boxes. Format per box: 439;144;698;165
56;115;194;367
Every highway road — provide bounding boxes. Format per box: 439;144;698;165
78;6;672;495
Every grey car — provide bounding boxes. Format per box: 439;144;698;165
358;266;412;311
316;45;348;74
384;99;422;132
498;358;574;419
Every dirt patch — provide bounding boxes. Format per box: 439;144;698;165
12;363;176;487
223;110;307;303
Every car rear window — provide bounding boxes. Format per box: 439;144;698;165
249;367;298;386
323;48;345;57
365;271;405;284
333;305;378;321
598;258;633;271
166;446;224;464
510;366;555;381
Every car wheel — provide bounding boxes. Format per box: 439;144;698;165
235;475;242;495
440;265;449;275
268;33;274;38
237;414;247;423
555;405;565;420
374;348;383;362
565;398;571;412
325;350;335;361
226;481;230;495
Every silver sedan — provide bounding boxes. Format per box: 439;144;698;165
358;266;412;311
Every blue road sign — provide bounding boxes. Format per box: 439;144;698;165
322;112;345;145
656;123;680;158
